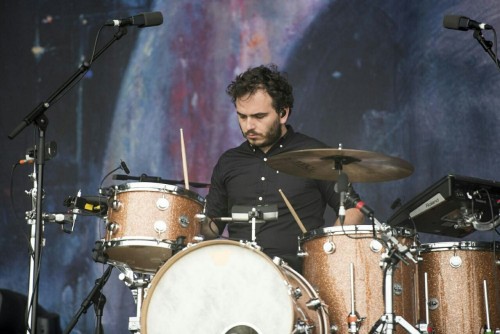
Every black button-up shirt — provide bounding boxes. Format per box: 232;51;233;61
206;126;343;258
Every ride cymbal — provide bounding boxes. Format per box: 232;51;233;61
267;148;413;182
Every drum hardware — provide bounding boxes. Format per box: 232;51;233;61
117;270;152;334
369;219;421;334
483;280;494;334
63;266;113;334
348;263;365;333
231;204;278;243
414;273;433;333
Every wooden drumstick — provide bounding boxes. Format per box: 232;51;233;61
180;128;190;190
278;188;307;234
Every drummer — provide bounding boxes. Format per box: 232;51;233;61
201;64;365;272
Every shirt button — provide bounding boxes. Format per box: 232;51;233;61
276;170;279;174
258;197;263;201
261;177;265;181
263;157;268;161
279;144;283;148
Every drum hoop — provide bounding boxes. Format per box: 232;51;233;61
101;238;176;247
114;182;205;204
300;225;415;243
419;240;500;252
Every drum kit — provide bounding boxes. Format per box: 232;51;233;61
83;148;499;334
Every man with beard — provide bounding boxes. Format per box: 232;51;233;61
202;64;364;272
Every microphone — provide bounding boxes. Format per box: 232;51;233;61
443;15;493;31
64;196;108;215
120;160;131;174
105;11;163;28
336;173;349;224
345;194;374;219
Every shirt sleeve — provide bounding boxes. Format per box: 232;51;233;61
205;158;229;233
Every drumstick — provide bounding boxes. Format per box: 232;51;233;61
278;189;307;234
180;128;189;190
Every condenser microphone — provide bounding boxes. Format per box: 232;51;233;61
336;173;349;224
120;160;131;174
443;15;493;31
105;11;163;28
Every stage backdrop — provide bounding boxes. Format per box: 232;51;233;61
1;1;499;332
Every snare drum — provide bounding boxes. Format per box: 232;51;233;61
417;241;500;333
98;182;204;273
300;225;418;333
140;240;329;334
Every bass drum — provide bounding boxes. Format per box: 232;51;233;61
417;241;500;333
141;240;329;334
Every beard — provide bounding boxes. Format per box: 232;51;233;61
242;118;283;151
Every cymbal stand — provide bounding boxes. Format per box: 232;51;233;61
117;267;152;333
369;221;420;334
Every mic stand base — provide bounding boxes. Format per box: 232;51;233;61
63;266;113;334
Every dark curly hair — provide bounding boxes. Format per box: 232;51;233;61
226;64;294;116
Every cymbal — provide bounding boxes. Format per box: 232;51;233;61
267;148;414;182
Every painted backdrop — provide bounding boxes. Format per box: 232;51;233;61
1;1;499;332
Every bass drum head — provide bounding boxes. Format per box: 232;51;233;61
141;240;297;334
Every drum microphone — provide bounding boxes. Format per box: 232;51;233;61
64;196;108;214
345;194;374;219
120;160;131;174
336;173;349;224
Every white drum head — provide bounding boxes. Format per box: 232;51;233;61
141;240;296;334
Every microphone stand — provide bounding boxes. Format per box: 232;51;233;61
472;29;500;70
8;26;128;334
63;266;113;334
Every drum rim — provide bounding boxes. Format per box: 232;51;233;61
114;182;205;204
300;224;415;243
419;240;500;251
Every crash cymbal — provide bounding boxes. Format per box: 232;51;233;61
267;148;414;182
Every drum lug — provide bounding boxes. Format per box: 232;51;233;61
305;298;322;310
156;197;169;210
294;320;314;333
192;234;205;242
369;239;383;253
106;221;120;234
449;255;462;268
291;287;303;300
323;240;336;254
153;220;167;234
111;199;122;211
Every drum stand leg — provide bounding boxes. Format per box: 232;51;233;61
369;256;421;334
118;269;151;334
